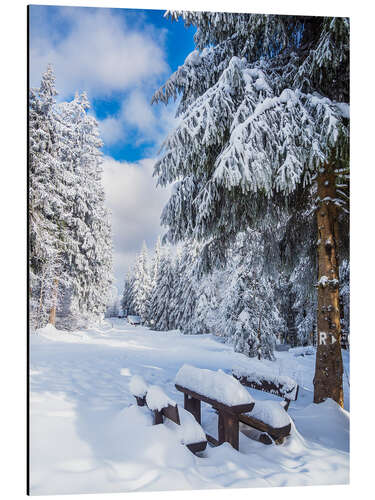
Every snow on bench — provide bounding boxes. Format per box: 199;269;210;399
129;375;148;407
175;364;254;407
129;375;148;398
232;361;298;402
289;346;315;357
232;360;298;444
146;385;176;412
246;400;291;429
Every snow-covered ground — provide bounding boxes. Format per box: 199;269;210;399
29;319;350;495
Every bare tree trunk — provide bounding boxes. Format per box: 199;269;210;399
48;278;59;326
313;164;344;407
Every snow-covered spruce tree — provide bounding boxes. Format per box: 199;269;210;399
173;241;204;335
29;67;113;330
146;237;163;325
29;65;72;329
289;256;316;346
169;244;183;329
339;259;350;348
219;231;282;360
105;286;120;318
132;242;152;323
149;245;175;331
121;269;136;317
153;13;349;406
194;273;219;334
55;92;113;327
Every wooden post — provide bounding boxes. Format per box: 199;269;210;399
184;393;201;424
218;411;239;450
135;395;147;407
153;410;163;425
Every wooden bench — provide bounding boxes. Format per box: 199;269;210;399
175;365;254;451
175;384;254;450
131;379;207;454
232;369;299;444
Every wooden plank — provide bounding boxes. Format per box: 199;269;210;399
161;404;180;425
239;413;291;440
175;384;254;415
186;441;207;454
206;434;220;447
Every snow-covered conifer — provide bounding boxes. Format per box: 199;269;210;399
149;245;175;331
121;270;136;317
29;65;71;329
153;12;349;406
132;242;152;323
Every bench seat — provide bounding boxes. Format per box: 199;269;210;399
239;400;292;444
232;365;299;444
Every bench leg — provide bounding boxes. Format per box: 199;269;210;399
184;394;201;424
153;410;163;425
218;412;239;451
135;395;146;407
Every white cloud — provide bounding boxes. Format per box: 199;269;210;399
101;156;172;289
98;90;179;150
29;7;169;99
122;90;156;131
99;116;126;146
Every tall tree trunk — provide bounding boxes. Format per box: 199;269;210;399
313;164;344;407
48;278;59;326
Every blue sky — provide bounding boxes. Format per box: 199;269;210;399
29;5;195;291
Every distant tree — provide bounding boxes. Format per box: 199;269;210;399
121;270;136;317
149;245;175;331
132;242;152;323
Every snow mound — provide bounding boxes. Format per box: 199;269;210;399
146;385;176;411
35;323;90;343
233;359;298;399
129;375;148;397
175;364;254;406
290;398;349;453
249;400;291;428
289;346;315;357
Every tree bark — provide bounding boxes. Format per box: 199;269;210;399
313;165;344;407
48;278;59;326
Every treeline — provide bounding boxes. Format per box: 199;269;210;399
122;233;350;360
29;65;113;331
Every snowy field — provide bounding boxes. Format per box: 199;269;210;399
29;319;350;495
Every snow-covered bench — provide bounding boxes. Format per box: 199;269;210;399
232;364;299;444
175;365;255;450
130;375;207;454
